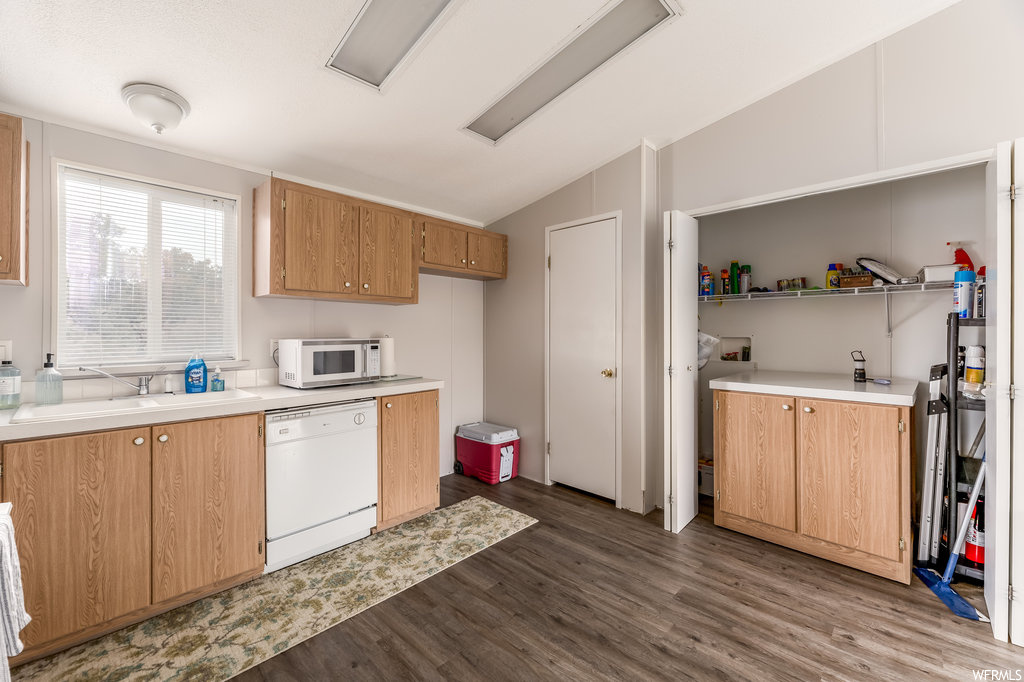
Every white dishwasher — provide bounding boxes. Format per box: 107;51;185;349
264;399;377;573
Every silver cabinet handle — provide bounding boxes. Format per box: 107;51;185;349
803;406;814;413
782;404;792;411
133;437;145;446
158;434;169;443
385;402;392;408
363;283;370;289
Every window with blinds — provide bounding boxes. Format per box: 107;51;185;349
56;165;239;368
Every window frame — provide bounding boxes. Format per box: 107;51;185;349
50;159;245;374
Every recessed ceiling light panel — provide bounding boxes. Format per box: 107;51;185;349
327;0;454;90
466;0;675;144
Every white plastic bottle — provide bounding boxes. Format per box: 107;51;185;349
35;353;63;405
0;360;21;409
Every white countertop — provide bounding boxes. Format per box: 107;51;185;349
0;376;444;443
708;370;918;406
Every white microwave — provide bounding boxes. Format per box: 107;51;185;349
278;339;381;388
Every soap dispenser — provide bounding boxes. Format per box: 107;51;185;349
35;353;63;405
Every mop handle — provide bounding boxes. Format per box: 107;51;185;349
943;455;986;583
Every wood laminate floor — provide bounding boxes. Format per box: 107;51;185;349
238;475;1020;681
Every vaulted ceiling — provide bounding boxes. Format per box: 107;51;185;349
0;0;959;225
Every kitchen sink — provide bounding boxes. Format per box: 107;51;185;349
9;389;261;424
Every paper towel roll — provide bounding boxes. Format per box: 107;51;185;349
380;336;396;377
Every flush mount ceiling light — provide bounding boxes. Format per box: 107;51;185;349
466;0;676;144
121;83;191;134
327;0;455;90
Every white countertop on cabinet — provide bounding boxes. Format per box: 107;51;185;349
0;377;444;443
709;370;917;406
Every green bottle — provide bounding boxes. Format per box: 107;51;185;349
729;260;740;295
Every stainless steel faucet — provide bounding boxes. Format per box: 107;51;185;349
78;367;153;395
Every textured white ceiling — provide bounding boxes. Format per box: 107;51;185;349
0;0;959;225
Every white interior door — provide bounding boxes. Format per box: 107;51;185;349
986;141;1012;641
1010;137;1024;646
547;217;618;500
663;210;699;533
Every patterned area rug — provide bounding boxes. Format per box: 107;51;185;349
13;496;536;681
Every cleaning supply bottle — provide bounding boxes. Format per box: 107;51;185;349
0;360;21;409
826;263;840;289
720;269;730;295
953;269;976;318
185;353;208;393
210;366;225;392
739;265;751;294
729;260;740;294
35;353;63;405
699;266;713;296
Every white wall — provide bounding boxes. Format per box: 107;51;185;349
0;119;483;473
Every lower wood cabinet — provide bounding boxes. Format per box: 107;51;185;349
714;390;911;583
377;390;439;531
3;427;152;650
152;414;264;604
1;413;265;662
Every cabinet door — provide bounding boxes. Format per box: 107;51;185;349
715;391;796;531
283;186;358;295
378;390;439;529
467;230;506;277
798;399;902;561
0;113;24;283
2;428;151;648
359;204;416;300
422;218;468;269
152;414;264;603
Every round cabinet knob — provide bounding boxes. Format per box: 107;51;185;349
470;260;476;265
158;434;169;443
782;404;792;411
133;437;145;446
345;282;352;288
461;259;467;264
803;406;814;413
385;402;392;409
363;283;370;289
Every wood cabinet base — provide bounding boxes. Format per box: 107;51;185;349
715;511;911;584
10;567;263;667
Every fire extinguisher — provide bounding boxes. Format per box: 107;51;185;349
964;495;985;567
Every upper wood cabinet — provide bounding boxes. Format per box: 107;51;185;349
377;390;440;531
0;112;27;286
3;427;152;651
152;414;265;604
253;177;418;303
418;216;507;280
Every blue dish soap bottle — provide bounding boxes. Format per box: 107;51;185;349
185;353;207;393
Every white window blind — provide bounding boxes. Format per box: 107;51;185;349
56;165;238;368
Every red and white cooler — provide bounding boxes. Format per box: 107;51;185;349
455;422;520;484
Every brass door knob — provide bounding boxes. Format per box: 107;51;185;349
600;369;614;378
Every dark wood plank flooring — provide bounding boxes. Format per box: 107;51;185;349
237;475;1020;680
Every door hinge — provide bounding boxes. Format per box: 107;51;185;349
668;493;674;505
1009;585;1016;601
899;536;905;552
258;540;264;555
258;424;264;438
1011;185;1019;201
281;199;286;210
1010;384;1016;400
715;399;719;411
667;239;674;250
667;365;675;377
546;442;551;455
281;267;286;280
0;462;3;478
715;489;720;502
547;255;551;269
898;419;905;433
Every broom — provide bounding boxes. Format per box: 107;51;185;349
913;455;989;622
